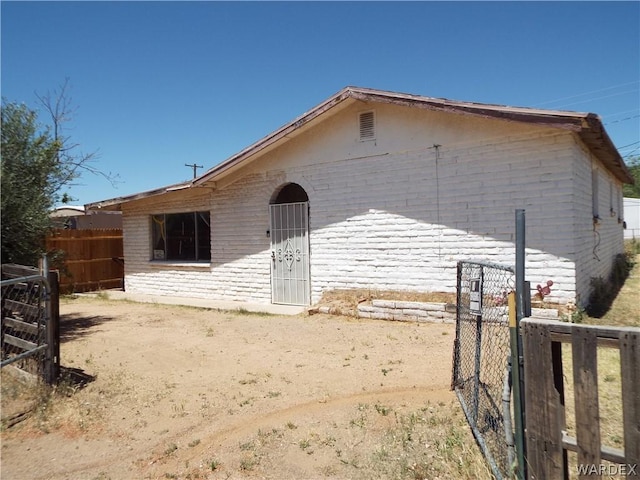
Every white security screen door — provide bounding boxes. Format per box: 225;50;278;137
269;202;310;305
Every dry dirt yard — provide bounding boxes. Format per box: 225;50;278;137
1;296;490;480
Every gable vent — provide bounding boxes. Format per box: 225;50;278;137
359;111;375;141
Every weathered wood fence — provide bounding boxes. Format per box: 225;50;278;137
522;318;639;479
46;228;123;293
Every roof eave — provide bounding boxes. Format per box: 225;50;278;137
193;87;355;186
85;181;192;211
86;86;633;210
579;115;634;184
192;86;617;187
348;88;632;183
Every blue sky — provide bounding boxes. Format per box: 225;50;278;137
2;1;639;206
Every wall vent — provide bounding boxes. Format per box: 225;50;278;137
359;111;375;141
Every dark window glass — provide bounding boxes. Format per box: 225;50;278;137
151;212;210;261
197;212;211;261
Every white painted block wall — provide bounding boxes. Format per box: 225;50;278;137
571;139;626;305
122;188;217;298
120;101;625;307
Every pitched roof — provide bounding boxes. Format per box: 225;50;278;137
87;86;633;210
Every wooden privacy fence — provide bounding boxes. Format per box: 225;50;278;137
46;228;124;293
522;318;639;479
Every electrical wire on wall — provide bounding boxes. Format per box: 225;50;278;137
314;129;567;172
434;144;442;262
591;158;602;262
593;225;601;261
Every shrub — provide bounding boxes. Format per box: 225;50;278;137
586;253;633;317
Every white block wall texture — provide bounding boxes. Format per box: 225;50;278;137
356;300;558;323
119;100;626;307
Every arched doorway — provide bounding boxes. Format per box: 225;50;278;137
269;183;310;305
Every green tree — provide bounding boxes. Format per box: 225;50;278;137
1;80;114;265
1;101;61;265
622;155;640;198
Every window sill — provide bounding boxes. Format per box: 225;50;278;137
149;261;211;269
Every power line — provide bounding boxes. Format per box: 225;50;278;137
602;109;639;118
533;80;639;107
618;141;640;158
604;114;640;126
618;140;640;150
547;89;638;110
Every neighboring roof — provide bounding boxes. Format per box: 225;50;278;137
87;86;634;211
51;205;85;217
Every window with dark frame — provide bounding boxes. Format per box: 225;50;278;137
151;211;211;261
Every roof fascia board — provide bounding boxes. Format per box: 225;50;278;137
579;116;633;184
196;86;599;188
350;88;631;183
86;86;633;210
85;182;192;211
193;88;354;186
348;88;587;131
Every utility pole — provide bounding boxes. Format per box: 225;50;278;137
185;163;203;179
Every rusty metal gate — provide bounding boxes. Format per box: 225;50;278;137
452;260;516;479
1;264;59;383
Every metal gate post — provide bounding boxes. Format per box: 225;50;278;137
512;209;527;479
452;262;463;390
472;267;484;424
41;255;60;384
46;268;60;383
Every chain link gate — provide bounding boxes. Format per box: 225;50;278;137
452;260;516;479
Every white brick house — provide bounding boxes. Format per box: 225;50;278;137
87;87;633;307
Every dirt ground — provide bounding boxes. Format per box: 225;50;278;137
1;297;489;480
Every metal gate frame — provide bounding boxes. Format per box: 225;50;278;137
452;260;516;479
1;266;60;384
